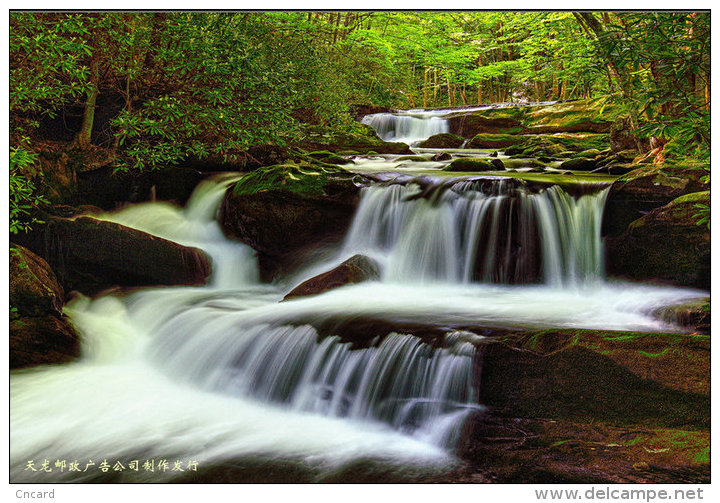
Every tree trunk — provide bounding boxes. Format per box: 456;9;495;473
423;67;429;108
76;54;100;147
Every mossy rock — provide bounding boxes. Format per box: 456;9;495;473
232;164;351;198
522;99;621;133
576;149;601;158
444;158;498;172
306;151;353;165
221;165;363;280
602;163;708;237
559;157;598;171
479;327;710;427
606;191;710;289
466;133;525;149
10;244;64;319
417;132;465;149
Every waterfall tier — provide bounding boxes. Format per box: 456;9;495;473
342;179;609;286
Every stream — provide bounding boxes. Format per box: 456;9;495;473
10;106;707;483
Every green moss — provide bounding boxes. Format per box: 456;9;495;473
467;133;525;149
232;164;348;197
444;158;496;172
672;191;710;205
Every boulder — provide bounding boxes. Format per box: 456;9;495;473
602;164;707;237
605;191;710;289
10;316;81;369
296;124;411;154
444;158;498;172
15;216;212;295
466;134;524;149
559;157;598;171
220;164;362;280
417;133;465;149
283;255;380;300
477;328;710;427
447;113;523;137
10;244;64;319
653;298;710;335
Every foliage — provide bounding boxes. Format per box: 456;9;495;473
10;144;48;234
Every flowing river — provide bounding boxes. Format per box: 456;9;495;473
10;109;707;483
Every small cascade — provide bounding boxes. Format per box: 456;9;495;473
343;179;610;285
362;111;449;144
147;308;479;449
94;175;259;288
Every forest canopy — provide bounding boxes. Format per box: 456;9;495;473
9;11;711;231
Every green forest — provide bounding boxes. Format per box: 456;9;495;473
10;11;710;232
9;11;712;486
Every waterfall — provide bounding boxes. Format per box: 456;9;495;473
343;179;610;285
362;111;449;144
94;175;259;288
146;305;480;449
11;172;708;483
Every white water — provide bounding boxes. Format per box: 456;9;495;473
361;102;558;144
10;172;707;483
362;112;449;144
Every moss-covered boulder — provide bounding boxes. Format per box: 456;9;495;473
559;156;599;171
15;216;212;295
444;158;499;172
447;113;523;137
466;133;525;149
478;328;710;427
602;164;707;237
296;124;411;154
522;99;620;134
283;255;380;300
654;298;710;335
606;191;710;289
220;164;363;280
10;244;64;319
417;132;465;148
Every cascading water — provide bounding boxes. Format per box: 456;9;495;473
362;111;449;144
11;171;707;483
341;178;610;285
361;102;559;145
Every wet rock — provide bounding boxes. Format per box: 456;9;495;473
220;164;362;280
432;152;452;161
283;255;380;300
444;158;498;172
559;157;598;171
653;298;710;335
10;316;80;369
605;191;710;289
15;216;212;295
417;132;465;149
602;164;707;237
10;244;64;319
